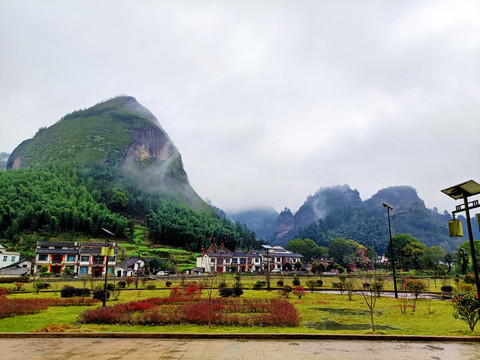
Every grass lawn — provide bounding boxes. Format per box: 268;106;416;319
1;287;476;336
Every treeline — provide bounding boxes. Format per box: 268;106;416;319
0;165;129;239
146;202;263;251
287;234;455;274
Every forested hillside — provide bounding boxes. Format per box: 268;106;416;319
0;164;264;258
1;96;266;258
0;165;128;239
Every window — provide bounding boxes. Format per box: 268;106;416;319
232;258;238;264
211;258;215;263
52;255;63;263
38;254;48;261
67;255;76;262
11;256;16;262
2;256;7;262
225;259;230;264
81;255;89;262
255;258;260;263
240;258;246;264
79;266;88;274
108;256;115;262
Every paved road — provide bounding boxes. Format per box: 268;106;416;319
2;338;479;360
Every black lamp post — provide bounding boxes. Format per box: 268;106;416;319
442;180;480;301
101;227;115;307
382;202;406;298
383;202;398;298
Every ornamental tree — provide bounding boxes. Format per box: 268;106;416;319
452;291;480;331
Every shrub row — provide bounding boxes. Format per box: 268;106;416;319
79;296;299;327
0;297;98;319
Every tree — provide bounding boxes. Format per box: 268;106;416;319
387;234;423;270
328;238;364;266
444;252;455;273
352;248;384;332
405;278;427;312
456;241;480;275
452;291;480;331
403;241;426;270
286;238;328;262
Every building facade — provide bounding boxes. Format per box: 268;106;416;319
0;244;21;269
34;241;118;276
196;246;303;273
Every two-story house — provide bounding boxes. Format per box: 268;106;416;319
34;241;118;276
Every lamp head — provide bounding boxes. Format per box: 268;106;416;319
382;202;393;210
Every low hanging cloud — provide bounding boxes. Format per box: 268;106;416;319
1;0;479;214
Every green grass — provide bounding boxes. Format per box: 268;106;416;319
1;284;476;335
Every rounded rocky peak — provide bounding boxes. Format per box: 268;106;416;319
100;96;161;127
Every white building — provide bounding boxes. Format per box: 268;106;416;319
197;246;303;273
0;244;21;269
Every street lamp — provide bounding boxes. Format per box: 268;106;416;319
441;180;480;301
101;227;115;307
262;245;272;291
382;202;404;299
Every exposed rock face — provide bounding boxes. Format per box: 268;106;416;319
274;208;295;246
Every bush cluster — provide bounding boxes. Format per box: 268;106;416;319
452;291;480;331
61;286;91;298
79;296;300;327
0;297;98;319
93;290;110;301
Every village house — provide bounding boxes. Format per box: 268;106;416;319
0;244;21;269
34;241;118;277
196;246;303;273
0;244;31;278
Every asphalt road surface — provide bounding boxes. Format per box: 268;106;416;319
1;338;479;360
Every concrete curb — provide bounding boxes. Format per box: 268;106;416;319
1;332;480;341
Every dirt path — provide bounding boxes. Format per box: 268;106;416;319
2;338;480;360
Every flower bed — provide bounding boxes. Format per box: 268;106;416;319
0;297;99;319
79;297;300;327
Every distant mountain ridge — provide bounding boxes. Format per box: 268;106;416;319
7;96;210;212
229;185;463;253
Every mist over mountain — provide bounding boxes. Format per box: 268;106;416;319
265;185;463;253
7;96;209;212
0;152;9;170
225;207;279;241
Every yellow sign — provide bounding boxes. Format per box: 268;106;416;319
448;220;463;237
101;247;115;257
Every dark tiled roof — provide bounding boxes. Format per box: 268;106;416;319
0;267;29;276
36;249;79;255
232;251;259;258
37;242;77;248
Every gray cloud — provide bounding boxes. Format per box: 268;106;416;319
1;0;479;214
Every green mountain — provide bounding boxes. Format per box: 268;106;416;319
1;96;265;258
272;185;462;253
7;96;209;212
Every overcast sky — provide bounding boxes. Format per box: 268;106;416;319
1;0;479;214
